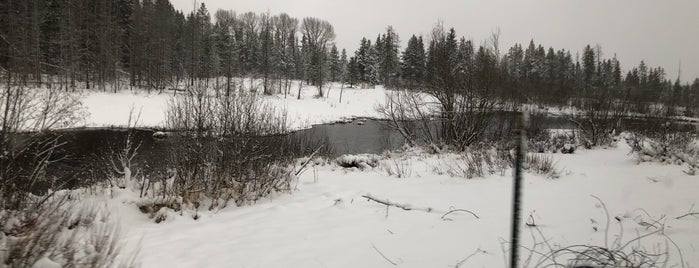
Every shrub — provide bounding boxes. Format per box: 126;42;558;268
0;196;136;267
145;86;304;213
626;121;698;168
436;146;560;179
529;129;577;154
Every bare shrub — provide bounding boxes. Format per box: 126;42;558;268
568;97;627;148
530;131;578;154
436;146;560;179
0;197;136;267
376;89;440;147
1;86;85;209
378;24;503;152
380;156;412;178
523;154;560;178
527;111;578;154
91;110;144;190
160;86;297;211
626;123;698;169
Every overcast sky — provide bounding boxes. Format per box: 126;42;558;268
170;0;699;83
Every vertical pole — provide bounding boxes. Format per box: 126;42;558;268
510;112;527;268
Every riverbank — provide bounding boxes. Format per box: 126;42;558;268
102;140;698;267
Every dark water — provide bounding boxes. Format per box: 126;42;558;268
20;128;176;189
15;115;698;191
289;119;405;155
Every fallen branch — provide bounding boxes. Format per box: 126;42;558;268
362;194;432;212
362;194;480;221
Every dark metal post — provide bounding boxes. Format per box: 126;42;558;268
510;112;527;268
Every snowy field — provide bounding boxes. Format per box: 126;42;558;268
26;83;697;267
76;81;699;132
80;82;388;130
94;141;699;267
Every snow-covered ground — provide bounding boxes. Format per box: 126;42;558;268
40;83;698;267
78;82;698;131
101;141;699;267
82;90;172;128
80;82;388;130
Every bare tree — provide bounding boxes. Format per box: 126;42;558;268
302;17;335;97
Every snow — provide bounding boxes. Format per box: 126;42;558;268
31;257;61;268
33;81;699;266
106;141;699;267
79;82;389;130
56;81;699;131
266;82;389;130
82;90;171;128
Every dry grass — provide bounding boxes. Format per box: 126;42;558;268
517;197;684;268
436;147;561;179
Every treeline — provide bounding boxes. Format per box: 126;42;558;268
0;0;339;96
352;27;699;116
2;0;699;115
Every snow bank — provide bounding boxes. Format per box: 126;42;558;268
106;142;698;267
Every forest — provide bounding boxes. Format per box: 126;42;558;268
1;0;698;116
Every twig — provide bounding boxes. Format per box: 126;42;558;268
662;232;687;268
675;212;699;220
632;208;665;229
591;195;610;249
675;203;698;220
441;209;480;220
454;248;486;268
372;243;398;266
294;145;324;176
525;212;536;227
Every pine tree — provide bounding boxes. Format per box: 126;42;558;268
339;48;348;84
401;35;426;87
346;56;360;87
355;38;370;83
366;41;380;85
328;44;340;82
379;26;400;87
582;44;596;93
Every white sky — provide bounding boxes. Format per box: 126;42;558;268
170;0;699;83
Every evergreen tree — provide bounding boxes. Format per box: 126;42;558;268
346;56;360;87
328;44;340;82
379;26;400;87
401;35;426;87
339;48;348;83
582;44;596;92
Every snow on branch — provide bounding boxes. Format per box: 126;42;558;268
361;193;433;212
